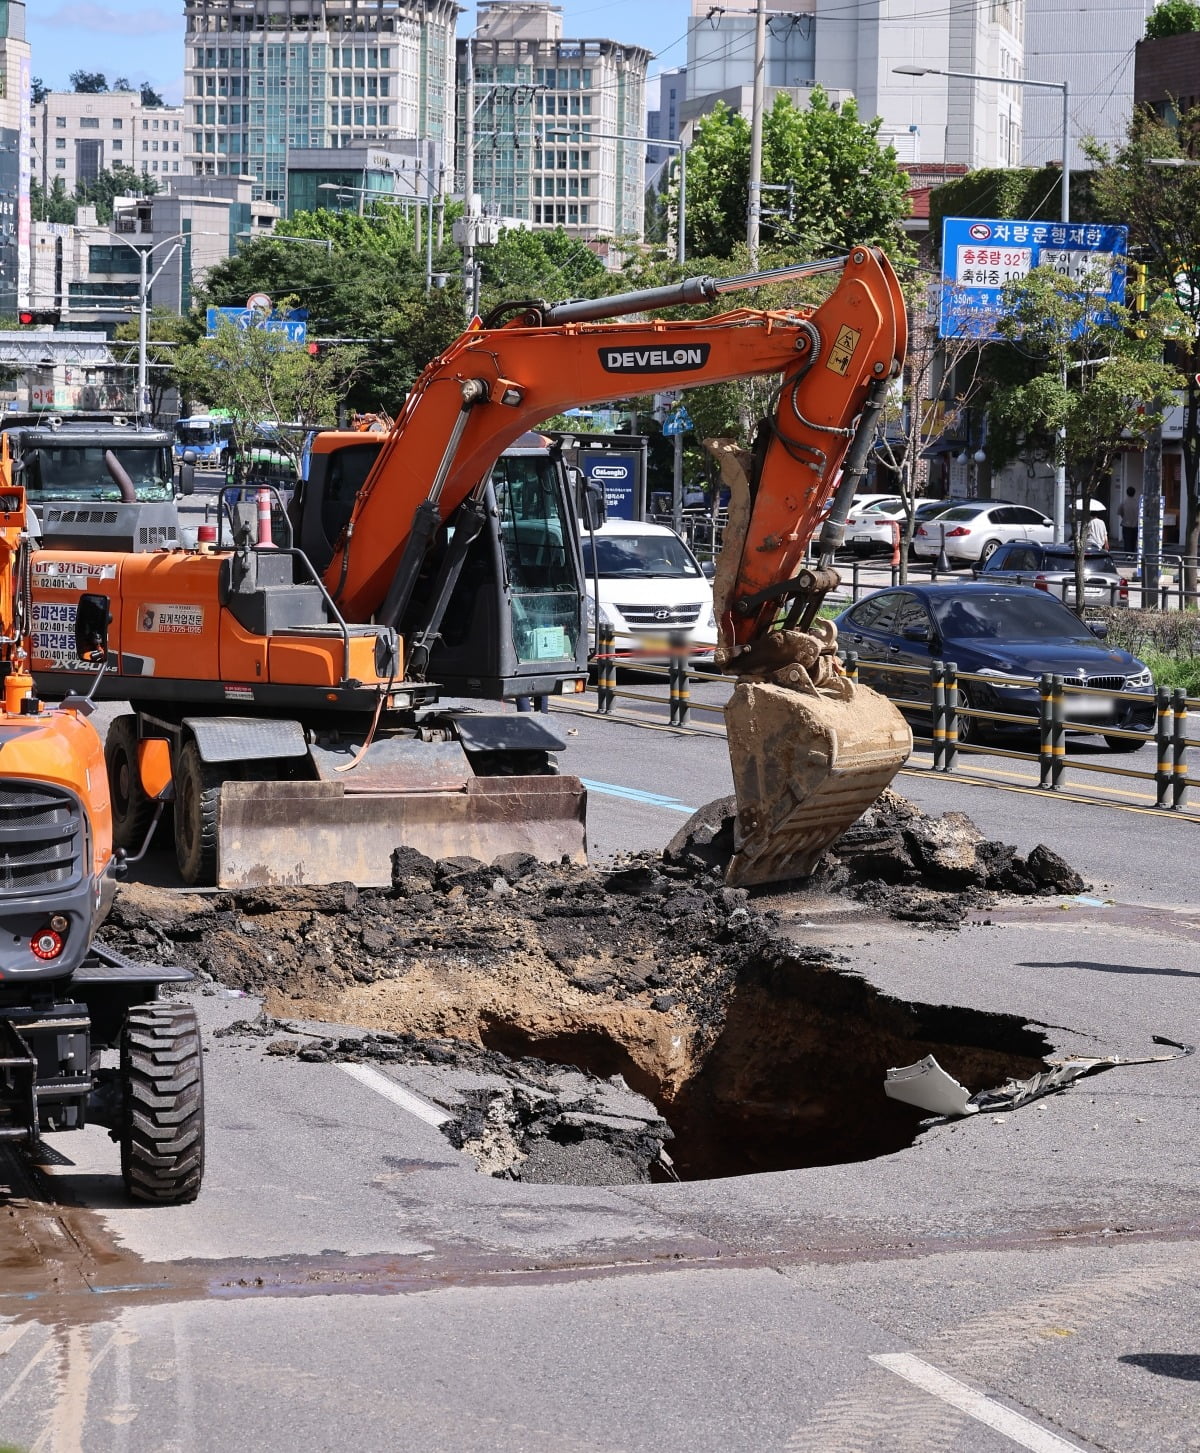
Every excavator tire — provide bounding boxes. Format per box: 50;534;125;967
120;1002;205;1205
174;740;222;886
105;715;158;853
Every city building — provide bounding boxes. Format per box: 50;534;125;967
1022;0;1143;173
0;0;31;313
817;0;1025;169
183;0;460;208
28;179;278;330
32;92;186;196
646;65;685;184
286;137;445;215
462;1;650;241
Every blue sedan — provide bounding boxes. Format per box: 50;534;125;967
834;582;1156;751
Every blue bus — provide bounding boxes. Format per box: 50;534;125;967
174;414;234;471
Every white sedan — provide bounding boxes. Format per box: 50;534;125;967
911;502;1054;565
844;497;933;556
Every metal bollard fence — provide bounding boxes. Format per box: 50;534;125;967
943;660;960;772
1038;674;1053;788
1156;687;1173;807
843;650;859;682
1050;675;1066;789
597;625;615;715
931;659;946;770
1172;687;1189;810
668;632;691;727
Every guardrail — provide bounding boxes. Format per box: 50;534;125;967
585;624;1197;815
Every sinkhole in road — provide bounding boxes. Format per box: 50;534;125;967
473;941;1051;1182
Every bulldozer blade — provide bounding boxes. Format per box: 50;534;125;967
723;679;911;888
213;775;587;888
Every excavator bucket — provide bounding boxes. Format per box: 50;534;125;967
212;773;587;889
723;678;911;888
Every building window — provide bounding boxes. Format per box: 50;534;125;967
79;116;100;129
143;141;149;152
55;158;66;169
112;118;122;130
55;116;66;128
113;140;122;152
173;162;179;172
55;137;65;150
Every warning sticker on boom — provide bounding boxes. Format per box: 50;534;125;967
826;324;861;377
137;604;205;635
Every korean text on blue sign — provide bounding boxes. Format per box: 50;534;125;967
939;217;1129;340
206;307;307;343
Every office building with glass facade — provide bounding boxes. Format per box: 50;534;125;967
463;2;649;242
183;0;460;208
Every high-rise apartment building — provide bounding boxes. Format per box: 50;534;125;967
463;1;649;241
819;0;1025;169
0;0;31;311
1022;0;1143;172
32;93;186;196
183;0;460;207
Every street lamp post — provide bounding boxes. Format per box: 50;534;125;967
106;230;185;424
894;63;1071;539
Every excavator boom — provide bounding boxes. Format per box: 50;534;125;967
321;247;912;886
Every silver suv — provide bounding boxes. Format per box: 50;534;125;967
976;541;1128;607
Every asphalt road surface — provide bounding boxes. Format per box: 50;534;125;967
4;692;1200;1450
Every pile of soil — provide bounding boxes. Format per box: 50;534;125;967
101;792;1079;1181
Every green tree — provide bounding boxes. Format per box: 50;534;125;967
175;317;364;482
70;70;108;93
112;76;132;92
1088;102;1200;597
141;84;166;108
31;76;48;104
113;308;201;422
31;176;76;224
1146;0;1200;37
76;164;157;223
987;264;1181;604
680;90;911;260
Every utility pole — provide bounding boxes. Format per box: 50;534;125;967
462;36;477;321
746;0;767;265
1142;421;1163;604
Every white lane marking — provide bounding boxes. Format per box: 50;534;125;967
870;1354;1087;1453
0;1323;31;1358
340;1063;451;1127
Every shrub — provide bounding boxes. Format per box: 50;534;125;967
1146;0;1200;38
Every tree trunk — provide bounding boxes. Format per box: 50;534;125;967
1184;383;1200;610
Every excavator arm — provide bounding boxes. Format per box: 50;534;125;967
323;248;906;638
320;247;913;887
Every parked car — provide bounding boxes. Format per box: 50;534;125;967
977;541;1129;607
580;519;718;659
834;582;1155;751
844;497;935;557
911;501;1054;565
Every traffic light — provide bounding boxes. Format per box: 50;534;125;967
17;309;60;327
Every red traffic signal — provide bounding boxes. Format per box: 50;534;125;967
18;309;60;327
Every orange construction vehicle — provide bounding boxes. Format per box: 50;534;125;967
29;247;911;890
0;441;204;1202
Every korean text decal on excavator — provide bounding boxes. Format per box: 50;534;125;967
28;247;910;889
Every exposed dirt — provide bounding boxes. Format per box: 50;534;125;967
104;793;1081;1179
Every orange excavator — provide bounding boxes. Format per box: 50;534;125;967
29;246;911;889
0;439;204;1201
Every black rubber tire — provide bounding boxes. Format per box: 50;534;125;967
955;685;989;746
174;740;221;886
105;716;157;854
120;1002;204;1205
979;539;1002;564
1103;732;1149;753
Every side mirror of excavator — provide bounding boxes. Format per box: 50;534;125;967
179;451;196;496
112;740;176;875
580;476;606;532
74;593;111;664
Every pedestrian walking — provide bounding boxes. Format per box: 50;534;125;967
1086;508;1109;552
1117;486;1139;552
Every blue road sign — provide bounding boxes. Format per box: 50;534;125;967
206;307;307;343
662;405;693;437
939;217;1129;340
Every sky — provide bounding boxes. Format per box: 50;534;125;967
27;2;691;106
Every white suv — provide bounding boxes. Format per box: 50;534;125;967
581;520;718;659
